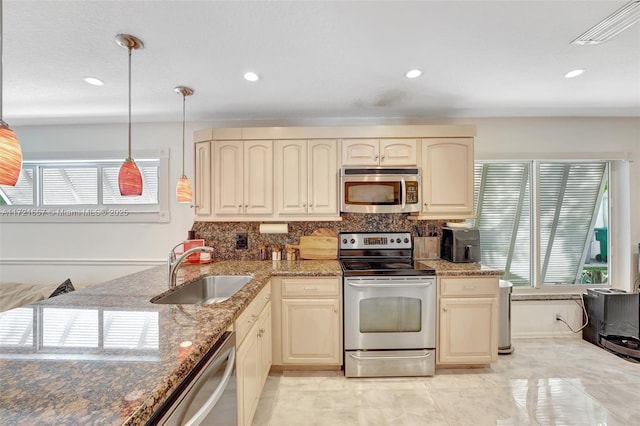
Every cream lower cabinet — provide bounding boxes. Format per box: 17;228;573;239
236;282;272;426
421;138;474;219
271;277;341;366
437;276;498;365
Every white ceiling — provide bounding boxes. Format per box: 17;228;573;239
3;0;640;126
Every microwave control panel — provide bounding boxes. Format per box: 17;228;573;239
405;181;419;204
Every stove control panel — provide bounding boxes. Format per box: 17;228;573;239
339;232;412;250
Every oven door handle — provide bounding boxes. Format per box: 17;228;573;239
400;177;406;210
349;352;432;361
347;281;432;288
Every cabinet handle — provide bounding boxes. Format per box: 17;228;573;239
334;307;338;313
303;203;306;207
374;155;379;161
463;285;477;290
264;294;271;300
249;314;258;323
304;287;319;291
238;205;242;208
381;155;385;162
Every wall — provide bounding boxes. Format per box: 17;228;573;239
0;121;209;286
2;117;637;298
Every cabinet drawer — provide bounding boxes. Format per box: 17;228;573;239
439;277;498;297
236;282;271;345
281;278;340;297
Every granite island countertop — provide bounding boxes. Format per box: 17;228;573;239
0;260;341;426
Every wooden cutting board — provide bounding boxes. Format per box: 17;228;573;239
298;235;338;260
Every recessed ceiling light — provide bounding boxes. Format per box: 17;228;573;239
244;72;259;82
405;69;422;79
83;76;104;86
564;69;585;79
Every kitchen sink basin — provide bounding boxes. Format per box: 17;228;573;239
151;275;253;305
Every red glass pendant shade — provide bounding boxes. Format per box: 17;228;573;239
176;175;192;203
0;126;22;186
118;158;143;196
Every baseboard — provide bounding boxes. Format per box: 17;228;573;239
512;331;582;339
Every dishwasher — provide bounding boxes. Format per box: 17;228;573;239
147;331;237;426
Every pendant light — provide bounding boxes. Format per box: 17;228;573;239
115;34;143;196
174;86;194;203
0;0;22;187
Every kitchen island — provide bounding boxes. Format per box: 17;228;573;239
0;260;340;426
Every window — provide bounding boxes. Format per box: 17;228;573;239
0;157;168;222
474;161;609;288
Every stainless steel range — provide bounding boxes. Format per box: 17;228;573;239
340;232;436;378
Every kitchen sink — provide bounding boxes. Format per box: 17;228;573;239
151;275;253;305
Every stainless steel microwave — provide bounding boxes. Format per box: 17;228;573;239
340;167;421;213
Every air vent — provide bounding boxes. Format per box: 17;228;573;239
571;1;640;45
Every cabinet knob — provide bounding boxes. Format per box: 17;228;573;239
443;307;447;312
245;205;248;208
381;155;385;161
303;203;306;207
238;205;242;208
334;307;338;313
374;155;379;161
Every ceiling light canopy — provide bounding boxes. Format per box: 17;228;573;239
564;69;585;79
175;86;194;204
571;0;640;45
116;34;144;197
405;69;422;79
0;0;22;187
244;71;259;82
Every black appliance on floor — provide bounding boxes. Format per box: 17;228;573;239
582;288;640;361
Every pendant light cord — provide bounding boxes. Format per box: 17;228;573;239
127;45;132;160
181;93;186;176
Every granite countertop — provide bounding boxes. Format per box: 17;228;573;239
417;259;505;277
0;260;341;426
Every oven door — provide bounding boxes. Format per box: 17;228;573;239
343;276;436;350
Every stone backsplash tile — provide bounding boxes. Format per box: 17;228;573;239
192;214;453;260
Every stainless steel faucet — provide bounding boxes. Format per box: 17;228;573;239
168;245;214;288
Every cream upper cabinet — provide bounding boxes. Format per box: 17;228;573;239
437;276;498;365
194;141;212;218
274;139;338;216
421;138;474;218
213;140;273;216
341;139;417;166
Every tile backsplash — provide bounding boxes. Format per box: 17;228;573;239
192;214;450;260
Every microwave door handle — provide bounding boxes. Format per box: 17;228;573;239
400;178;406;210
183;346;236;426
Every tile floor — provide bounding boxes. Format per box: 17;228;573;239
252;338;639;425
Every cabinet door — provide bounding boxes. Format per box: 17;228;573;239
213;141;244;215
194;141;212;217
258;304;272;389
244;140;273;215
236;327;259;426
379;139;417;166
422;138;474;217
341;139;379;166
275;140;307;215
308;140;338;215
281;298;340;364
438;297;497;364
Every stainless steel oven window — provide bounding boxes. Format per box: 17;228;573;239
359;297;422;333
345;181;400;205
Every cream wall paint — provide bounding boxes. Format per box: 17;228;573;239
0;122;209;286
1;117;637;297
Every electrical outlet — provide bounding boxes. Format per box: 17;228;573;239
235;233;248;250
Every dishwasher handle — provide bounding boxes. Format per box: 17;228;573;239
183;346;236;426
